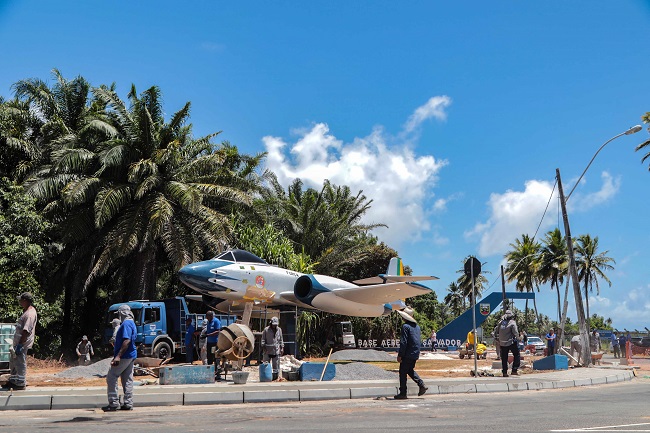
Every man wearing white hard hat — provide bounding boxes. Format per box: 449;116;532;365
261;316;284;380
394;307;427;399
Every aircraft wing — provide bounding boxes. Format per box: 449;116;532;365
353;275;438;285
333;282;432;304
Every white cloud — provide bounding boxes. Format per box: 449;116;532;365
403;96;452;134
598;285;650;329
467;171;622;258
567;171;620;212
261;97;452;247
465;180;556;257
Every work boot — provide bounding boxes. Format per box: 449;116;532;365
120;405;133;411
502;372;509;377
101;405;118;412
1;381;24;391
511;370;519;376
394;394;408;400
418;385;428;396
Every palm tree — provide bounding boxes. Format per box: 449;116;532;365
504;234;541;329
635;113;650;170
455;256;489;307
29;84;264;302
537;228;568;322
5;70;113;345
258;176;385;275
575;234;615;329
444;282;465;317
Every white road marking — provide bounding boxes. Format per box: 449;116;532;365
551;422;650;432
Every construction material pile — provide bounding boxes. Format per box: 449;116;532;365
55;358;112;379
334;362;397;380
329;349;395;362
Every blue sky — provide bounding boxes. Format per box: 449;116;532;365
1;1;649;331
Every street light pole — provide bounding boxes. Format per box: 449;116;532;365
556;124;642;367
556;168;591;366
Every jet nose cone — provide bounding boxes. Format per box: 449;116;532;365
178;262;212;289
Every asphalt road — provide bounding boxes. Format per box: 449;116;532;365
1;380;649;432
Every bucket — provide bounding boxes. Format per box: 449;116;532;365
231;371;249;384
259;362;272;382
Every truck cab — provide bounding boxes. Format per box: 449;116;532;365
105;297;238;359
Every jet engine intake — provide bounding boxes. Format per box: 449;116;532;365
294;275;330;305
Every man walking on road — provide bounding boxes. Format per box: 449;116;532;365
1;293;37;391
394;307;427;400
498;310;520;377
103;304;137;412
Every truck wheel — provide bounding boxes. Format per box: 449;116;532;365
154;341;172;359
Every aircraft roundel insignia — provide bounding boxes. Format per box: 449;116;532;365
255;275;265;289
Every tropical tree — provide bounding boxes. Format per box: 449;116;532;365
537;228;568;323
635;112;650;170
444;281;465;317
0;178;62;355
504;234;541;328
574;234;615;331
21;80;264;348
455;256;489;306
258;176;385;276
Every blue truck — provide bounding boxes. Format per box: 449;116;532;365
104;297;236;359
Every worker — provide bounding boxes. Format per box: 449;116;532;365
76;335;94;365
570;334;582;366
618;333;627;358
1;292;38;391
199;319;208;365
430;329;437;352
611;332;620;358
493;324;501;360
466;329;475;352
109;318;121;347
497;309;520;377
205;311;221;368
261;317;284;380
393;307;427;399
103;304;137;412
545;328;556;356
184;317;196;364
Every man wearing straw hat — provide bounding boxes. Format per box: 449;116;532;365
394;307;427;399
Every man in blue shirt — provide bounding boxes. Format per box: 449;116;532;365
394;307;427;400
205;310;221;367
103;304;138;412
185;317;196;363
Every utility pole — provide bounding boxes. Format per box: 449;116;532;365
556;168;591;367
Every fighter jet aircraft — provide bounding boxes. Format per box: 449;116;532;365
178;249;438;317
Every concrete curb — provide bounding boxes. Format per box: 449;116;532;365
0;368;637;411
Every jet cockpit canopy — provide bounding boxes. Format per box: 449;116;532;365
212;249;268;264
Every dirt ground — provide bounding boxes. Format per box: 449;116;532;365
5;350;648;388
3;351;549;388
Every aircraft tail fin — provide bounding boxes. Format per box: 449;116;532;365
353;258;438;285
387;257;404;276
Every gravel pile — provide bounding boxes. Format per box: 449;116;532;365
334;362;397;380
419;352;455;360
329;349;395;362
55;357;112;379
